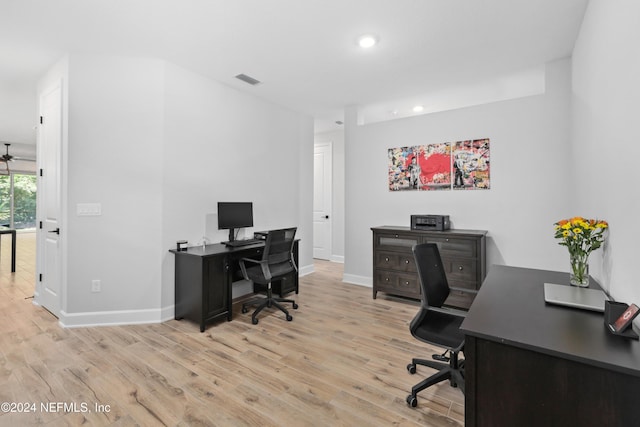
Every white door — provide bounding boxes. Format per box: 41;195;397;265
36;81;63;317
313;143;332;260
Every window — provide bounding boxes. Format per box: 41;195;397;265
0;173;37;229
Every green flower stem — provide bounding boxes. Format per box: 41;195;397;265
570;254;589;286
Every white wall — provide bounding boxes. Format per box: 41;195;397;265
572;0;640;305
65;54;166;323
38;54;313;327
313;129;345;262
160;62;314;306
343;59;573;285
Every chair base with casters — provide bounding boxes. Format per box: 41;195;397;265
406;243;469;408
406;344;465;407
238;227;299;325
241;285;298;325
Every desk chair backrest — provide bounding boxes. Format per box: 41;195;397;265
412;243;450;308
261;227;298;279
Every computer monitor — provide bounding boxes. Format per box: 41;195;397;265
217;202;253;242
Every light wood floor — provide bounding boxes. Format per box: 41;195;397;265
0;233;464;426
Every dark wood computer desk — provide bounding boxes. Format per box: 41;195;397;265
0;226;17;272
169;239;299;332
461;265;640;426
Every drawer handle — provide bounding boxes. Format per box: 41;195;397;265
385;257;390;262
405;260;410;264
405;281;410;285
395;234;399;238
458;266;464;271
446;238;449;242
385;277;390;282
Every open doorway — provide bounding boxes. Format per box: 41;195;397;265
0;172;37;230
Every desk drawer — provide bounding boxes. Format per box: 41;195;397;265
236;247;263;259
427;236;477;258
376;251;417;273
374;270;420;299
376;233;419;251
442;257;476;282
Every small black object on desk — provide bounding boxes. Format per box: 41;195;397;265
605;300;640;340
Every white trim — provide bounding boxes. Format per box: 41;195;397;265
298;263;315;277
59;308;168;328
342;274;372;287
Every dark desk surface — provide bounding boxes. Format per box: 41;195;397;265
169;241;265;257
461;265;640;378
0;226;16;235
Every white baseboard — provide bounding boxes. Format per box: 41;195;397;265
343;273;372;287
298;263;315;277
59;307;166;328
51;265;318;329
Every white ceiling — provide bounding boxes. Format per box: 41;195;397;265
0;0;589;140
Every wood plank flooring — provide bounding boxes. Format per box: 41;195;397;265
0;233;464;426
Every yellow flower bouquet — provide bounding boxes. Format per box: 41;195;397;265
554;217;608;287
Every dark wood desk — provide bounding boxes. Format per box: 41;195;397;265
169;240;299;332
0;226;17;272
461;265;640;426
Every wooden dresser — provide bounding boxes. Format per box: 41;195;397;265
371;226;487;310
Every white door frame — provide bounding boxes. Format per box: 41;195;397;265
34;79;65;319
313;142;332;260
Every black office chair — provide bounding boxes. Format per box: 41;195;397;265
406;243;468;407
240;227;298;325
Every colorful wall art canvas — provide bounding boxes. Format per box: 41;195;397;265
452;139;491;190
388;138;490;191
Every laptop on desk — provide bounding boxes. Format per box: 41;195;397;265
544;282;609;312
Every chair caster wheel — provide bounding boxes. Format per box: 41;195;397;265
406;394;417;407
242;307;248;314
407;363;416;374
286;314;293;321
293;303;298;309
252;318;258;325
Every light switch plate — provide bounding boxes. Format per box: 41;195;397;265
77;203;102;216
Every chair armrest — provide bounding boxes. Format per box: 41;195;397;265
239;257;272;281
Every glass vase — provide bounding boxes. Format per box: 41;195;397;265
569;254;589;287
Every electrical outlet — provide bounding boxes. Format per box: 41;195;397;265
91;280;101;293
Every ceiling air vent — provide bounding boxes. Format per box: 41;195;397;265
235;74;261;86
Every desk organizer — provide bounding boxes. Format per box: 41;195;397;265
604;300;639;340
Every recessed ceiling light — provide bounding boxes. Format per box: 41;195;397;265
413;105;424;113
358;34;378;49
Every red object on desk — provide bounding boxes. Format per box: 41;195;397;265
612;303;640;333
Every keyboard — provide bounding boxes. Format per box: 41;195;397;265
224;238;261;247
